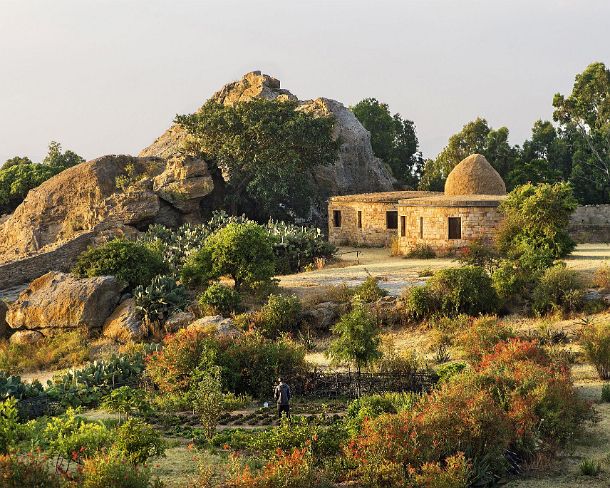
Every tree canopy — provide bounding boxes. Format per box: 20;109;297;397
351;98;422;187
176;98;339;221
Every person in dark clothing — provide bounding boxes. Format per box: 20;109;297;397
274;377;291;419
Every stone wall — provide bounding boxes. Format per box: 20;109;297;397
0;232;95;291
570;205;610;243
328;201;398;247
398;204;502;254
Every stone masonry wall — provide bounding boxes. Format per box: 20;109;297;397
0;231;95;290
328;201;398;247
398;205;502;254
569;205;610;243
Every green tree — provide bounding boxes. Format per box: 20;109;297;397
182;222;275;290
191;366;224;439
508;120;568;188
352;98;422;186
42;141;85;169
419;118;517;190
176;98;338;221
1;156;32;170
553;62;610;203
327;302;381;396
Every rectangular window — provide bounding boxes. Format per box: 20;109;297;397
419;217;424;238
357;210;362;229
333;210;342;228
448;217;462;239
386;210;398;230
400;216;406;237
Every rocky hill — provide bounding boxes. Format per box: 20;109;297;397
141;71;396;195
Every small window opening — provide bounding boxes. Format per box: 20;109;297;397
419;217;424;238
448;217;462;239
333;210;342;228
400;216;406;237
357;210;362;229
386;211;398;230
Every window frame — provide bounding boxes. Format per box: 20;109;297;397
357;210;363;229
333;209;342;228
386;210;398;230
400;215;406;237
448;216;462;240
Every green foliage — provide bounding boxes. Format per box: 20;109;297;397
404;243;436;259
198;283;241;316
497;182;578;263
454;316;515;363
601;384;610;402
351;97;422;186
182;222;275;290
177;98;339;221
73;239;168;290
419;118;516;190
458;238;499;272
353;276;387;303
435;362;468;383
101;386;151;422
112;418;165;465
403;266;499;319
0;452;62;488
0;141;84;214
531;265;584;315
327;303;382;377
345;394;398;438
579;458;601;476
581;322;610;380
191;366;224;439
81;453;163;488
0;372;44;400
252;294;302;338
0;398;19;454
133;274;188;324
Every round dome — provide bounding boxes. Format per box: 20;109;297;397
444;154;506;196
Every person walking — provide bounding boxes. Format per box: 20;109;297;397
274;377;291;419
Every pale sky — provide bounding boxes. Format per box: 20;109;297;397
1;0;609;164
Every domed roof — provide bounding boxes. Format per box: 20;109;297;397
444;154;506;196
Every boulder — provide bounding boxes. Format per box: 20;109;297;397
165;310;196;333
102;298;143;342
9;330;44;345
0;301;9;340
140;71;395;195
188;315;241;338
300;301;341;330
7;272;124;332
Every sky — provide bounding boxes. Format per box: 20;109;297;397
0;0;609;164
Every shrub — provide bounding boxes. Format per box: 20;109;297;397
0;330;90;375
455;316;515;364
199;283;242;316
435;362;468;383
0;398;19;454
101;386;151;422
531;265;584;315
353;276;388;303
80;453;163;488
593;262;610;290
0;452;62;488
403;266;499;319
112;418;165;465
182;222;275;290
192;367;224;439
73;239;168;290
251;294;302;338
579;458;601;476
491;258;533;302
133;274;189;325
345;394;398;438
459;238;499;272
601;384;610;402
405;244;436;259
581;322;610;380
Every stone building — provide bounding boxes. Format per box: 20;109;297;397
328;154;507;253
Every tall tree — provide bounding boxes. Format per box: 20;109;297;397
553;62;610;203
177;98;339;221
351;98;422;187
1;156;32;170
419;118;517;191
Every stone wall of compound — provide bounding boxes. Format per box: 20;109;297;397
0;232;95;290
328;201;398;247
397;204;503;254
569;205;610;243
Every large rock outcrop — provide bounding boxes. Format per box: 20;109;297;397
0;154;214;265
140;71;396;195
6;272;124;335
